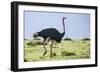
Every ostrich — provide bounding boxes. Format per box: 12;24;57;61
33;17;66;58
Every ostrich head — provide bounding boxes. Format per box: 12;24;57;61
63;17;67;19
33;32;39;38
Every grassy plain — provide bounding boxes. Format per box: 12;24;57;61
24;39;90;62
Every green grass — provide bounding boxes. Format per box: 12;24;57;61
24;40;90;62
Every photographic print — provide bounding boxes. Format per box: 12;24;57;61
24;11;90;61
11;1;97;71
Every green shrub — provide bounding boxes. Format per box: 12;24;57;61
24;58;28;62
52;52;57;56
61;51;76;56
24;38;28;40
64;37;72;41
35;41;42;45
26;41;34;46
82;38;90;41
26;41;43;46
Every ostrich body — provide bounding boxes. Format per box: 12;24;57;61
33;17;66;57
37;28;65;42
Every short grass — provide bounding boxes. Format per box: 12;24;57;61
24;40;90;62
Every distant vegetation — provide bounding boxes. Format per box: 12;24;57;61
63;37;72;41
24;38;28;40
26;41;42;47
25;38;48;47
82;38;90;41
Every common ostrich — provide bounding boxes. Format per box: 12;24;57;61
33;17;66;57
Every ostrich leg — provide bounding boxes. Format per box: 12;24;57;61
50;40;54;58
43;39;47;56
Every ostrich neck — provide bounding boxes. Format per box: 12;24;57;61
62;18;65;33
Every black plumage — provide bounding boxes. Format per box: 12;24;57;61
38;28;65;43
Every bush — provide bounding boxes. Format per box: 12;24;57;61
82;38;90;41
34;41;42;45
26;41;43;46
26;41;34;46
24;38;28;40
64;37;72;41
61;51;76;56
24;58;28;62
52;52;57;56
